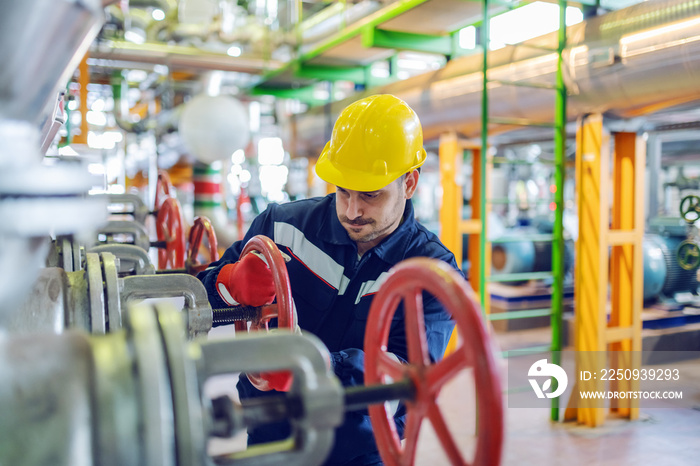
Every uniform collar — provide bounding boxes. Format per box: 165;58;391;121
322;193;416;263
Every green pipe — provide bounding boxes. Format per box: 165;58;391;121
62;90;72;148
550;0;568;423
257;0;430;85
479;0;490;313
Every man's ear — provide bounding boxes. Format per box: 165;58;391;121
404;169;420;199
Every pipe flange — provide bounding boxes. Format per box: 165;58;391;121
0;164;96;196
86;252;107;334
0;196;107;236
96;220;151;251
0;121;106;237
124;302;177;465
155;302;206;464
196;332;343;466
97;193;150;225
101;252;122;331
50;236;85;272
90;243;155;275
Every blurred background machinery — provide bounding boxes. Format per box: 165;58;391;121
5;0;700;463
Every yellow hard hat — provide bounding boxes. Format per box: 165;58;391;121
315;94;427;191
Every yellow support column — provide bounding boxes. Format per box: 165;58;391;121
439;133;463;356
439;132;463;262
609;132;644;419
566;114;609;427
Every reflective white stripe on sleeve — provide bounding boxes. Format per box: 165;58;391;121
217;282;239;306
354;272;390;304
274;222;350;295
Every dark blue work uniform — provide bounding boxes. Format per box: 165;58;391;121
198;194;459;465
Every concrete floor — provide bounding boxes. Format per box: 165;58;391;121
413;328;700;466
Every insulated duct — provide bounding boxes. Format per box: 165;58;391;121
291;0;700;156
0;0;104;125
299;1;383;47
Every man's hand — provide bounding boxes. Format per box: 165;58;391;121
216;252;275;307
247;323;302;392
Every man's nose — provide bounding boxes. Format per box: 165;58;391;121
345;194;363;219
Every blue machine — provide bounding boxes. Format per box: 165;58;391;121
490;231;575;280
490;219;698;303
643;233;699;302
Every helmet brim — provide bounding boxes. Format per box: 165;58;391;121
315;142;426;192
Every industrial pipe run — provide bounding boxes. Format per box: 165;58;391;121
291;0;700;155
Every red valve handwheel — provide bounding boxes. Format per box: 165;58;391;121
364;258;504;466
186;216;219;275
156;197;186;269
236;235;295;389
234;235;294;333
154;170;174;211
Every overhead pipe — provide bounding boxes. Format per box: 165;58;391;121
97;1;383;72
91;39;284;74
0;0;104;125
290;0;700;156
297;1;383;47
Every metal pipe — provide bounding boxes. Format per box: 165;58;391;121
0;0;104;124
298;1;383;47
0;332;95;464
119;274;213;337
90;243;156;275
90;40;284;74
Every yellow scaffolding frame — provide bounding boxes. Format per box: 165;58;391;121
439;132;490;354
439;132;488;297
565;114;644;426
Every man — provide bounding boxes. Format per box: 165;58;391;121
198;94;460;465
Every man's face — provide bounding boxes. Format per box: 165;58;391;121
335;170;419;255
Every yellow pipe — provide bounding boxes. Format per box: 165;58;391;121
74;53;89;145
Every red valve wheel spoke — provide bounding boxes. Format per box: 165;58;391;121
426;350;471;396
155;170;174;211
252;304;281;331
376;352;406;382
156;197;186;269
402;288;430;367
401;409;425;466
364;258;504;466
186;216;219;275
426;401;467;465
